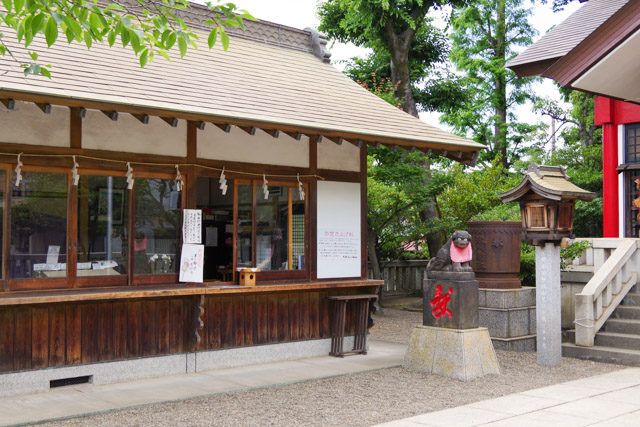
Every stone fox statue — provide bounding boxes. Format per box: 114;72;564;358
427;230;473;272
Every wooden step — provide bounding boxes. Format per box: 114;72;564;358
562;342;640;367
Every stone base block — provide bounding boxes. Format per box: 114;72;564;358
403;325;501;382
491;335;537;352
478;306;536;338
423;278;478;329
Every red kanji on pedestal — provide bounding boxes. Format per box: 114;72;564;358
430;284;453;318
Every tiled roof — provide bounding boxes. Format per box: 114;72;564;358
500;165;596;202
507;0;628;71
0;8;484;161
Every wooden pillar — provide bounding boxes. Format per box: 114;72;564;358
309;135;318;281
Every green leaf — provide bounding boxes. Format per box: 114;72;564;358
107;30;116;46
2;0;11;13
30;13;46;34
29;51;37;60
139;48;148;67
207;28;217;48
121;28;130;47
157;50;170;61
177;35;187;58
166;32;176;49
83;31;92;49
220;30;229;51
45;17;58;47
13;0;22;13
51;12;64;24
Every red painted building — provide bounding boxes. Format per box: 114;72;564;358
594;98;640;238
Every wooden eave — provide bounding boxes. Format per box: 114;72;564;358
544;0;640;88
0;89;482;165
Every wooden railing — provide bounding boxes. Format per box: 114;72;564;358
573;238;640;346
368;260;428;294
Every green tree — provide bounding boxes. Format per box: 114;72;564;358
444;0;539;168
318;0;467;117
0;0;254;77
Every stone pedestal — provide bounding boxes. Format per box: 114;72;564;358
403;326;501;382
536;243;562;366
423;272;478;329
478;288;536;351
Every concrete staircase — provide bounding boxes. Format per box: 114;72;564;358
564;284;640;366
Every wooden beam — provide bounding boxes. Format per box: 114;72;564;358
197;121;206;130
161;117;179;127
132;113;150;124
0;98;15;110
284;131;302;141
101;110;118;121
238;126;256;136
263;129;280;138
214;123;231;133
70;107;83;149
36;103;52;114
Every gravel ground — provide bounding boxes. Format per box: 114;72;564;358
42;308;624;427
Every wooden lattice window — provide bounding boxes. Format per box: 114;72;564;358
527;205;547;228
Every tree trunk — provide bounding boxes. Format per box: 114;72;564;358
387;29;418;117
367;224;382;280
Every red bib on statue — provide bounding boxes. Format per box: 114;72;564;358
450;243;472;263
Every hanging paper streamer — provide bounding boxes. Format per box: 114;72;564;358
262;174;269;199
175;165;183;191
125;162;134;190
297;173;305;201
71;155;80;186
219;166;228;195
14;153;23;187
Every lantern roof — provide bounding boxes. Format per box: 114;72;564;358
499;164;597;203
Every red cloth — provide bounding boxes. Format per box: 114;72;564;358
134;237;147;252
450;243;472;263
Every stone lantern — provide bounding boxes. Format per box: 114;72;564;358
499;164;596;366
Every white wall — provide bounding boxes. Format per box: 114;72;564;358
0;101;69;147
82;111;187;157
317;140;360;172
198;125;309;168
316;181;361;279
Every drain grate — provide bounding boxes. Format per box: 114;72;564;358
50;375;92;388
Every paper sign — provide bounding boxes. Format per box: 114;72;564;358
182;209;202;244
205;227;218;247
179;244;204;283
46;245;60;264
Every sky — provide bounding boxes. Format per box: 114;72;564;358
226;1;583;131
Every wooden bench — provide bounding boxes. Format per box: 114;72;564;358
327;294;378;357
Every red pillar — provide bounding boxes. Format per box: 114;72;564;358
602;122;619;237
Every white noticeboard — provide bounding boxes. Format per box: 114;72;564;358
183;209;202;244
179;244;204;283
317;181;361;279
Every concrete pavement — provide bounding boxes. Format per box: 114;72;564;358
0;340;639;426
376;367;640;426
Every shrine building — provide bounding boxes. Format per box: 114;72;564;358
0;3;483;395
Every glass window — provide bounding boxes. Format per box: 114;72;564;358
10;171;68;279
77;176;129;276
238;183;306;272
237;184;253;269
196;177;234;281
625;124;640;164
133;178;181;275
